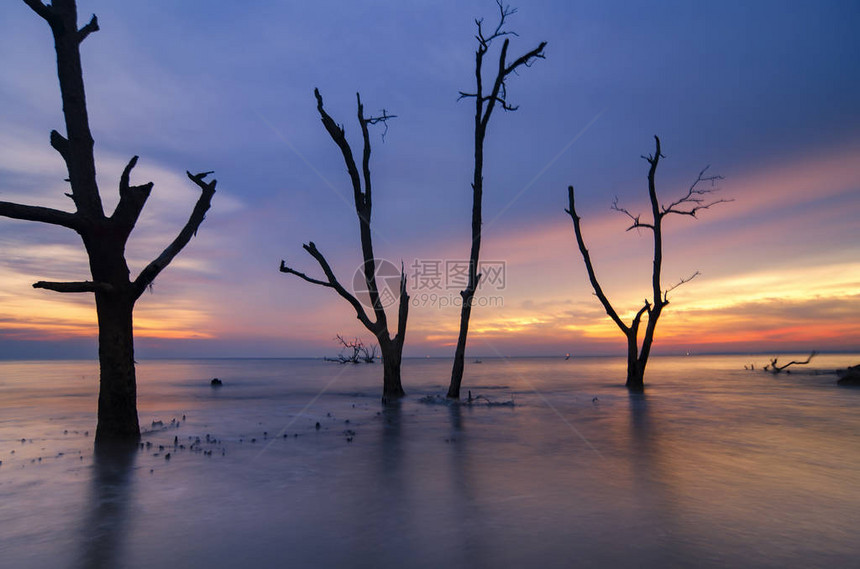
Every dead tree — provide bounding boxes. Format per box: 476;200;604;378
361;342;379;363
566;136;727;391
0;1;215;442
324;335;365;364
764;351;817;374
281;89;407;401
325;335;378;364
448;1;546;399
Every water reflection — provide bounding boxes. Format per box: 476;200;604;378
76;443;137;569
445;402;488;568
379;399;403;493
447;401;463;433
2;356;859;568
626;392;690;566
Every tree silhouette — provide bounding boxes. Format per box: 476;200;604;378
0;0;216;442
448;1;546;399
566;136;727;391
324;335;379;364
281;89;408;401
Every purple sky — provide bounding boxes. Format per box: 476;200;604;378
0;0;858;358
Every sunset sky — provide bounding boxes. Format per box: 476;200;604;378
0;0;858;359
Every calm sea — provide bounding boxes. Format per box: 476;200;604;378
1;354;859;568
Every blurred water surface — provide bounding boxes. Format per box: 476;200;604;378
1;354;859;568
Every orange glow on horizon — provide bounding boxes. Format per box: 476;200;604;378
0;144;857;355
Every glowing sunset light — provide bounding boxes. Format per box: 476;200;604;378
133;308;216;340
0;1;857;359
669;263;860;311
0;318;95;340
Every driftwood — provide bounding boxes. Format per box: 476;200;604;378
764;351;817;374
418;390;515;407
324;335;378;364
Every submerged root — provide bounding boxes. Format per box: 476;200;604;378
418;391;515;407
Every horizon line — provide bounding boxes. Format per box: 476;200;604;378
0;350;856;363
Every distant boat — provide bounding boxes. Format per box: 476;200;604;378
474;359;483;364
564;353;571;360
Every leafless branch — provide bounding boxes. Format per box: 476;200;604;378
611;196;654;231
361;343;379;363
0;200;80;231
281;242;375;332
641;144;666;166
467;1;546;127
111;155;153;232
77;14;98;43
365;109;396;125
22;0;53;22
32;280;113;293
326;336;379;364
449;1;545;399
357;92;374;216
503;42;547;77
766;351;818;373
50;130;69;162
565;186;629;334
457;92;519;111
491;90;519;112
663;271;700;302
286;88;408;397
314;88;363;202
631;301;651;331
366;107;396;141
566;135;728;390
480;37;545;127
333;335;365;364
278;260;332;288
396;261;409;342
132;170;215;298
476;0;518;48
661;166;730;218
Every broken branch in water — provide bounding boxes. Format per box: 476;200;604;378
763;351;817;374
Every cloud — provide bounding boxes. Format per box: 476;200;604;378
1;1;858;359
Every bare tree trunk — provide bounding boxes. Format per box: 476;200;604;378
625;334;644;391
448;3;545;399
94;292;139;441
566;136;726;390
1;1;216;442
448;291;475;399
379;337;405;401
281;90;408;402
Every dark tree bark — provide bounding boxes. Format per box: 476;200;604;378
0;0;216;442
566;136;727;390
281;90;407;402
448;1;546;399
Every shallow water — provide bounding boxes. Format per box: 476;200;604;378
1;354;859;568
